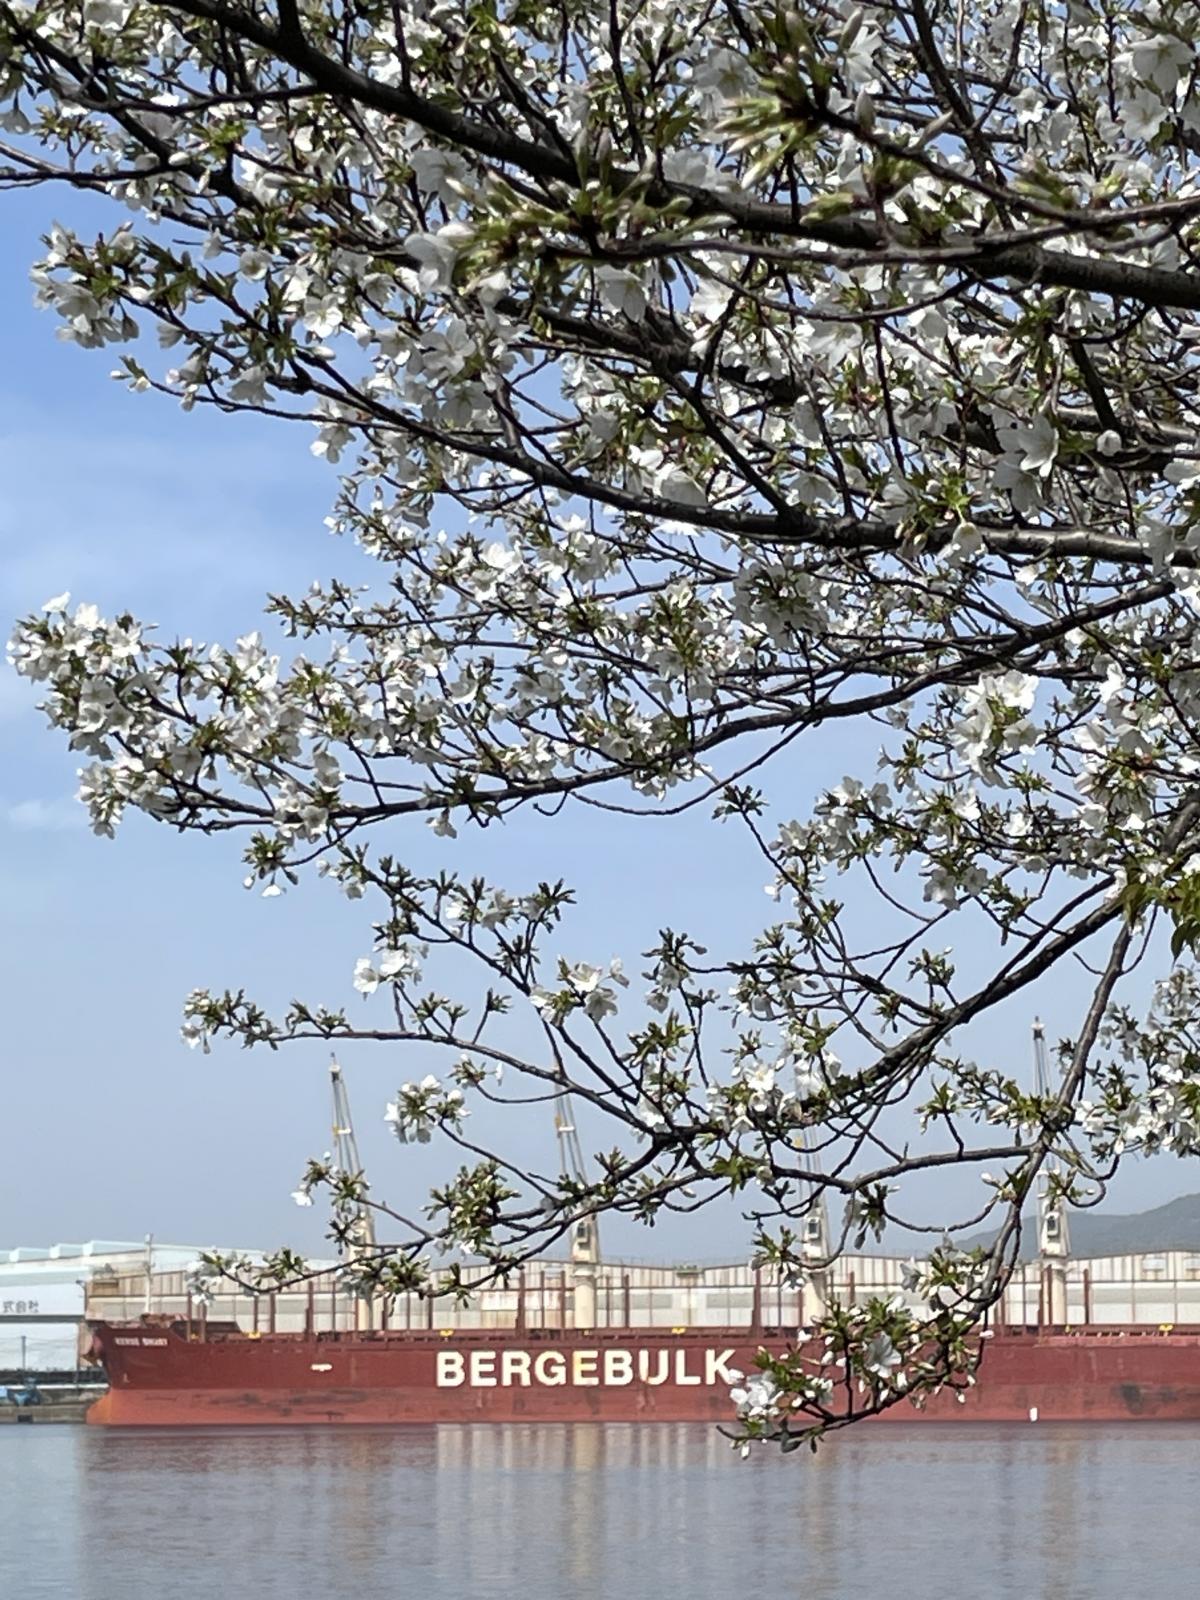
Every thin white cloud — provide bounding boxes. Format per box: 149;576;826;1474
3;796;84;832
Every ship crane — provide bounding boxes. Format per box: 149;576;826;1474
331;1055;376;1329
795;1118;831;1327
1032;1019;1070;1325
554;1097;600;1330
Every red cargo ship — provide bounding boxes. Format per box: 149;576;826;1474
85;1057;1200;1428
84;1318;1200;1426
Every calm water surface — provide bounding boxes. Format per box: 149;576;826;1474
2;1421;1195;1598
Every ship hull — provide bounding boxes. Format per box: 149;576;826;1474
85;1322;1200;1427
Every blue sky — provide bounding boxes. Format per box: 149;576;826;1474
2;184;1196;1262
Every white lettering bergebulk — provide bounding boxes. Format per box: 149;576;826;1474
437;1351;466;1387
603;1350;634;1385
572;1351;599;1386
674;1349;701;1386
470;1351;497;1386
638;1350;670;1385
534;1351;567;1386
439;1345;743;1388
501;1350;532;1387
705;1350;738;1385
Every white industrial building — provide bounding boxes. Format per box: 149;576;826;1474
0;1241;249;1371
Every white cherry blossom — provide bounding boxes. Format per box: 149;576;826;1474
11;0;1200;1450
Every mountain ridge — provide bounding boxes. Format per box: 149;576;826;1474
957;1191;1200;1259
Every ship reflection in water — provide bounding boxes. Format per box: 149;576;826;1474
2;1422;1199;1598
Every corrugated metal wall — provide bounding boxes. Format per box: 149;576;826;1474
79;1250;1200;1336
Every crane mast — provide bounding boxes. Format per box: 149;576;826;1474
331;1056;375;1329
331;1056;376;1248
554;1097;600;1329
797;1138;831;1325
1032;1019;1070;1325
792;1068;831;1325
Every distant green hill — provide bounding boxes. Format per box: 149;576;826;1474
958;1192;1200;1260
